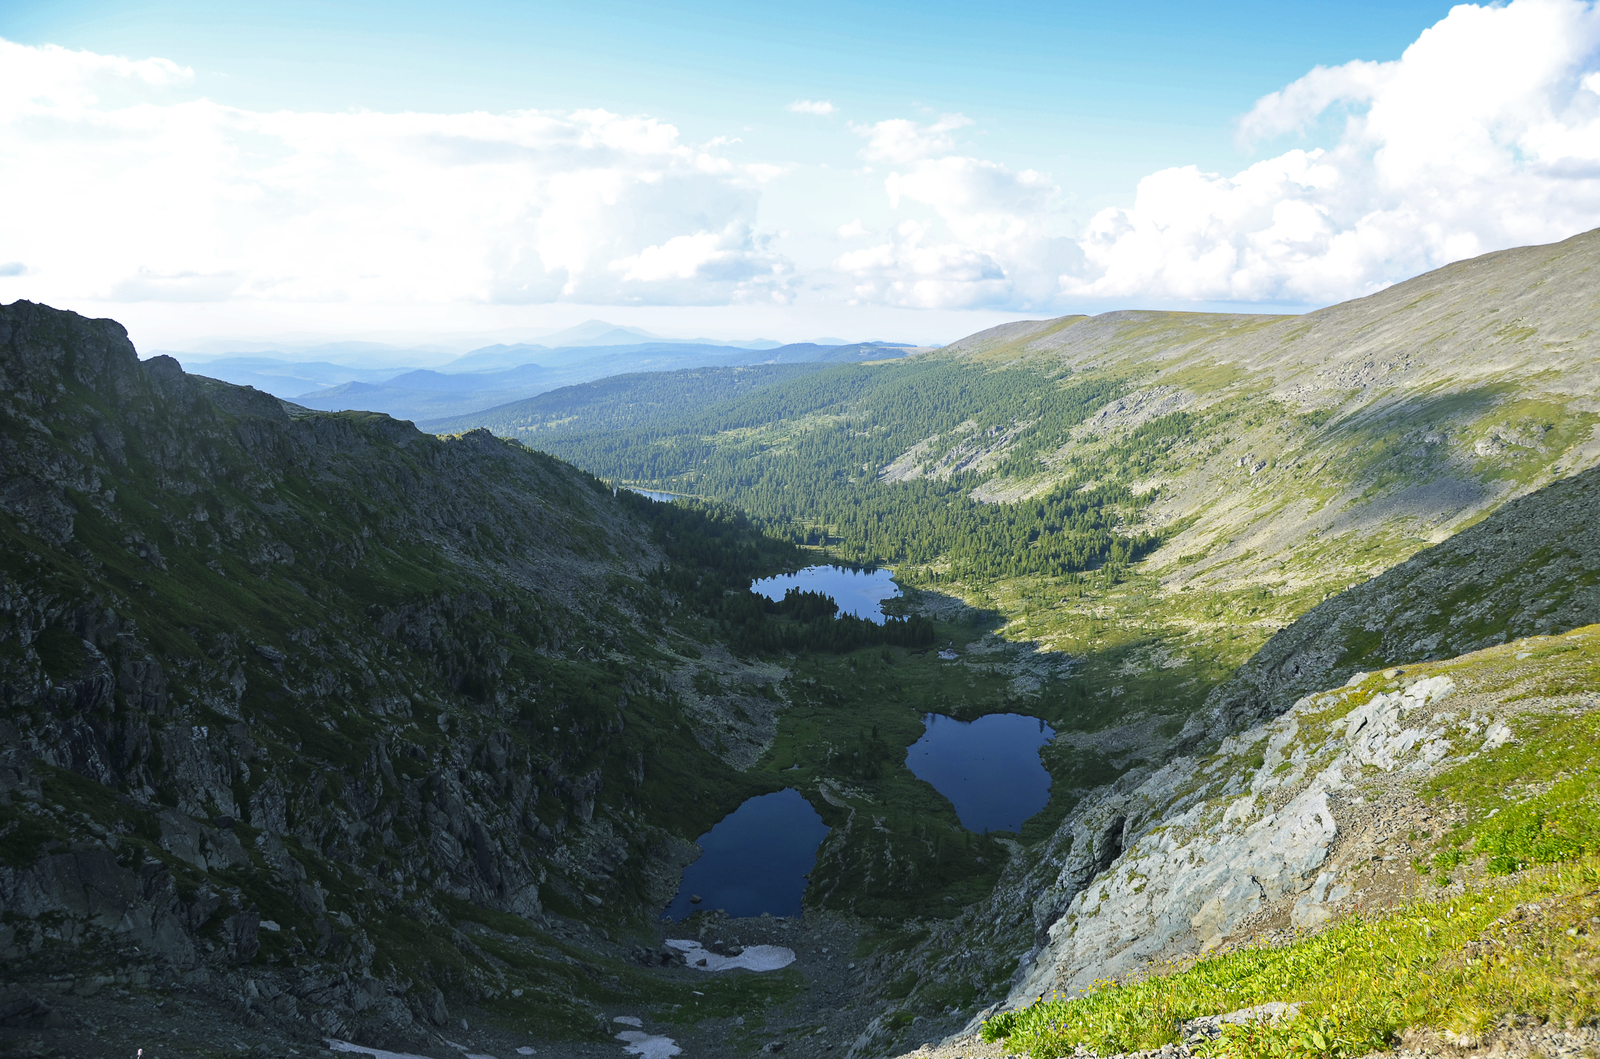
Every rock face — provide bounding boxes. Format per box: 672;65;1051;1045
1000;667;1516;1011
0;301;762;1042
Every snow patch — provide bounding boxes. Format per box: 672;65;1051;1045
665;939;797;971
616;1030;682;1059
327;1041;437;1059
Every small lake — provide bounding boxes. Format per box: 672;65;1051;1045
661;788;830;921
750;565;901;624
904;713;1056;833
622;487;678;502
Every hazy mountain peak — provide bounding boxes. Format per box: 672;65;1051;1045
537;319;661;346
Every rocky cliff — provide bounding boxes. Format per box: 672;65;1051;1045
0;301;779;1050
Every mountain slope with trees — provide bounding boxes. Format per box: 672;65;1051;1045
0;300;824;1051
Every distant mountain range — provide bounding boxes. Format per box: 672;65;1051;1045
168;329;938;422
530;318;786;349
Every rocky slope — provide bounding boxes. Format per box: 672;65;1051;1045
0;300;795;1052
815;456;1600;1058
898;461;1600;1048
946;612;1600;1059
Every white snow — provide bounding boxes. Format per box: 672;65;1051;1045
331;1043;499;1055
327;1041;437;1059
616;1030;681;1059
665;939;796;972
613;1016;644;1027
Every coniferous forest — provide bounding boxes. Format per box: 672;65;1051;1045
545;358;1179;582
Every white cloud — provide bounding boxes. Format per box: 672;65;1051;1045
786;99;837;116
611;222;791;301
851;114;973;164
1234;60;1394;147
6;1;1600;326
0;37;191;119
835;150;1078;309
0;38;792;308
1071;0;1600;304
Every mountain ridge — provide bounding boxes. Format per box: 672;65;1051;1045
0;299;815;1053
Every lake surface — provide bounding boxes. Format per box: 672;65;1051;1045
661;788;830;921
624;488;678;502
750;565;901;624
904;713;1056;833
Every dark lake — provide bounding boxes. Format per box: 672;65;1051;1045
904;713;1056;833
661;788;830;921
750;565;900;624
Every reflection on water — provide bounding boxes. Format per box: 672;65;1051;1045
661;788;829;921
904;713;1055;833
621;487;678;502
750;565;901;624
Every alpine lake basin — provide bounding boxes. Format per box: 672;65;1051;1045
750;564;902;623
664;567;1057;918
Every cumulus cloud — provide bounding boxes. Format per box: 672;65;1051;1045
7;1;1600;323
851;114;973;164
1070;0;1600;304
1234;60;1394;147
0;37;792;307
835;152;1079;308
833;113;1079;309
786;99;837;116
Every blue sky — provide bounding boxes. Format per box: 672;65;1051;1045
2;0;1455;196
2;0;1599;349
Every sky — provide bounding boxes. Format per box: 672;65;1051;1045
2;0;1599;351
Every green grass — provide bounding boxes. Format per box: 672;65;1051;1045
984;858;1600;1059
1418;634;1600;877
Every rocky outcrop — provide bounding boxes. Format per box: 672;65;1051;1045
991;666;1524;1014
